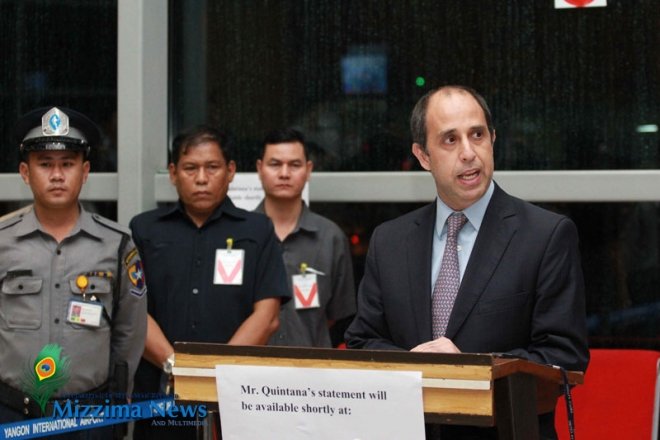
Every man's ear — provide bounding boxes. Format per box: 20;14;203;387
168;163;177;185
412;143;431;171
227;160;237;183
305;160;313;181
19;161;30;185
256;159;263;177
82;160;90;184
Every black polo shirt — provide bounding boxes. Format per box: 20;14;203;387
129;197;289;344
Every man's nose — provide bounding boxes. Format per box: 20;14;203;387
459;137;477;161
195;167;209;183
50;164;65;180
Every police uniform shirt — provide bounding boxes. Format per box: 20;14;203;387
129;197;290;344
0;206;147;396
255;201;356;348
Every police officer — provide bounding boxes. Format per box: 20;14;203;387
0;107;147;437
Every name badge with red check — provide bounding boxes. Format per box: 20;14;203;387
292;273;320;309
214;238;244;285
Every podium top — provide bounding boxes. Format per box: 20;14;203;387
173;342;583;385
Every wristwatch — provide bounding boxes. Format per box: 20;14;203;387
162;353;175;374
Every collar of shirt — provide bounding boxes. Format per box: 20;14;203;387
13;204;106;241
434;180;495;237
292;202;319;234
431;180;495;287
159;196;247;225
254;200;319;236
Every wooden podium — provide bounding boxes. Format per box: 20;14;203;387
173;342;583;439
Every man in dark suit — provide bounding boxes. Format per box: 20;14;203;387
345;85;589;439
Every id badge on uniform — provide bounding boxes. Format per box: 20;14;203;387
292;273;320;309
214;249;245;285
67;300;103;327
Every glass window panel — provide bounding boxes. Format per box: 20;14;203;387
170;0;659;171
312;202;660;350
0;1;118;173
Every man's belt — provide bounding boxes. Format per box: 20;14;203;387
0;379;108;418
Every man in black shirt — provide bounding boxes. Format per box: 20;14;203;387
130;125;289;439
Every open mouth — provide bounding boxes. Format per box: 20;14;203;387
458;170;480;183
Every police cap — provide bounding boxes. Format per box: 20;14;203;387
16;106;101;159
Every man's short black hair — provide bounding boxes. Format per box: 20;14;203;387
170;125;233;165
260;127;308;160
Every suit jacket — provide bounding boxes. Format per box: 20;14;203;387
346;184;589;373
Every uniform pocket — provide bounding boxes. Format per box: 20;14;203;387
69;276;112;296
69;276;113;327
0;276;43;329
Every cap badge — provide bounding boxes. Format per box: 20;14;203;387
41;107;69;137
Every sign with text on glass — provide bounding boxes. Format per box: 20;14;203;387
228;173;309;211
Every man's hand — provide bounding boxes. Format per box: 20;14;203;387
410;337;461;353
143;314;175;368
227;298;281;345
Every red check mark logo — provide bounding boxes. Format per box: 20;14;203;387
217;260;242;283
294;283;318;307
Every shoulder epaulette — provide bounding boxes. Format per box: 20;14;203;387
91;213;131;237
0;215;23;231
0;205;32;230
